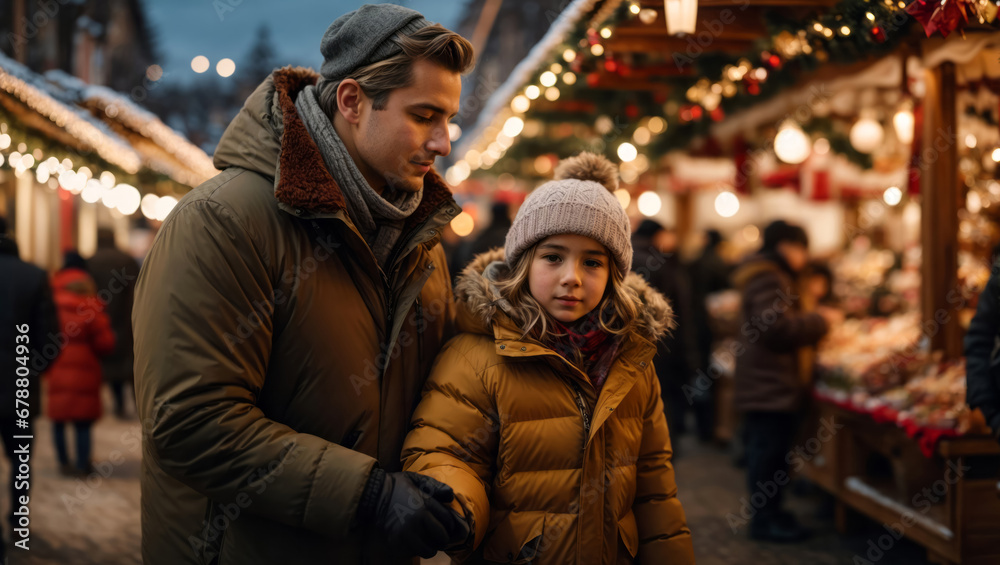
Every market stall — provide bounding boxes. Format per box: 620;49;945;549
0;52;216;268
446;1;1000;562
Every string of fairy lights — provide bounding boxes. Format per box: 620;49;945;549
447;0;919;189
0;59;214;222
0;126;178;222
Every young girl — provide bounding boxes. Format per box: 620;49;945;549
47;252;116;476
402;153;694;564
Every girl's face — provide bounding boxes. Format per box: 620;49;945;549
528;234;610;324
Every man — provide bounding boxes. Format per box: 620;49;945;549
133;6;474;564
732;220;841;542
86;229;139;418
0;216;58;559
631;220;698;457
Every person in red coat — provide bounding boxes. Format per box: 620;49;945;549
45;252;115;476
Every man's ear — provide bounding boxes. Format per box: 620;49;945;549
336;79;364;124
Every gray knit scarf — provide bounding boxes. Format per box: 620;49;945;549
295;84;422;267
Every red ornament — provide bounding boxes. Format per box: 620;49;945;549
747;82;761;95
604;59;619;73
768;54;781;69
690;105;704;120
625;104;640;119
906;0;970;38
710;107;725;122
587;73;600;87
871;26;886;42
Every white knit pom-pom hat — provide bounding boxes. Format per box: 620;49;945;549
504;152;632;274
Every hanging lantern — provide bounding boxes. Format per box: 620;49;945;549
664;0;698;36
714;191;740;218
774;122;811;164
850;116;884;154
638;192;662;216
893;98;915;145
893;108;914;145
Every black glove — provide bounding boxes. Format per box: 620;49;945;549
358;468;470;558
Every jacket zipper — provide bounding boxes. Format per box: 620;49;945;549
415;296;424;368
572;385;591;436
380;268;394;377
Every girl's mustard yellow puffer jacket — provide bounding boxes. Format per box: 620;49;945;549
402;249;695;565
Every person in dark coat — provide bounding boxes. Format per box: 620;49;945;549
732;220;840;542
86;229;140;418
965;258;1000;442
688;229;733;441
0;216;59;556
632;220;699;456
45;252;116;476
450;201;512;280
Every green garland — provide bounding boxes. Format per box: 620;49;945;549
488;0;921;176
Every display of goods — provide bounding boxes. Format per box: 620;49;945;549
819;339;988;435
829;242;920;318
956;249;991;314
818;313;923;390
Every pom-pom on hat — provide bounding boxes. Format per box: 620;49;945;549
505;152;632;274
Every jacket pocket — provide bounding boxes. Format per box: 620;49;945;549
617;511;639;559
482;511;546;564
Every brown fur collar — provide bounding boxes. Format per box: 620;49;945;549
454;248;676;343
269;67;455;229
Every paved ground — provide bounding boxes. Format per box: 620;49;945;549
0;398;934;564
671;440;931;565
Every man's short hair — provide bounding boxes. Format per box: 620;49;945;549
317;24;475;117
0;215;7;235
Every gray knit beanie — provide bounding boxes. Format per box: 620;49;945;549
505;152;632;274
320;4;431;81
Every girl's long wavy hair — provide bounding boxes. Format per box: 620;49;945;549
493;242;641;343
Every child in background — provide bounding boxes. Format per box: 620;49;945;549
402;153;694;564
46;252;115;476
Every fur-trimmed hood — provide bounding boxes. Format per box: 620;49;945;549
454;248;676;344
212;66;455;228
